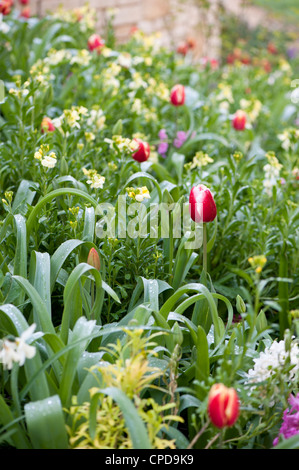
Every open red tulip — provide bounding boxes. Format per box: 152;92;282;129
132;138;150;163
232;110;247;131
189;184;217;223
208;383;240;428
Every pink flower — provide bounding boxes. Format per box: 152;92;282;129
273;393;299;446
173;130;187;148
158;129;168;140
158;141;168;156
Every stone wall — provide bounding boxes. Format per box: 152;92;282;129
27;0;221;59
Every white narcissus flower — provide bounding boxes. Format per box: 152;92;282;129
14;324;37;366
0;339;20;370
0;324;37;369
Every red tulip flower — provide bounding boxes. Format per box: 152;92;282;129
177;43;189;56
189;184;217;223
170;84;185;106
0;0;13;15
132;138;150;163
20;7;30;18
20;0;29;4
232;110;247;131
87;34;104;53
41;117;55;133
208;383;240;428
267;42;278;55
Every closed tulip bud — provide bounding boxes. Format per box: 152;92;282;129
236;295;246;314
87;248;101;271
132;138;150;163
60;156;68;176
189;184;217;223
41;117;55;133
232;110;247;131
172;321;183;346
208;383;239;428
170;84;185;106
87;34;104;53
112;119;123;136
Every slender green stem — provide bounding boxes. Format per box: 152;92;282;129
203;223;207;273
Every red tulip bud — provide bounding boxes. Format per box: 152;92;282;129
132;138;150;163
267;42;278;55
189;184;217;223
87;34;104;53
87;247;101;271
177;43;189;56
208;383;240;428
170;84;185;106
41;117;55;133
232;110;247;131
20;0;29;4
20;7;30;18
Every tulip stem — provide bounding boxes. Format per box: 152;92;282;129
203;223;207;273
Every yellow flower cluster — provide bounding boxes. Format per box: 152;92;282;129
145;77;170;101
248;255;267;274
82;168;105;189
34;145;57;169
265;151;283;170
66;329;182;449
126;186;151;202
190;151;214;169
104;135;139;154
240;98;262;123
52;5;96;31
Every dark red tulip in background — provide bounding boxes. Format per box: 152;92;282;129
189;184;217;223
132;138;151;162
170;84;185;106
208;383;240;428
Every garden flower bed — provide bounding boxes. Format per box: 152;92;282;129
0;3;298;450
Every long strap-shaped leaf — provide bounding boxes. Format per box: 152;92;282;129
90;387;152;449
12;276;56;335
159;283;224;345
60;263;102;344
24;395;68;449
50;239;94;292
26;188;98;241
0;304;50;401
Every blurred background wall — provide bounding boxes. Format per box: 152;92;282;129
28;0;222;58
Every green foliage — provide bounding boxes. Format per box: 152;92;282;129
0;3;298;450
